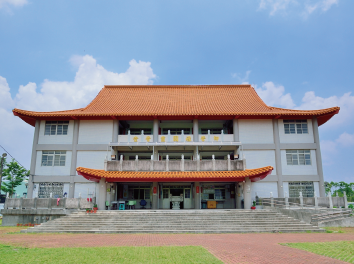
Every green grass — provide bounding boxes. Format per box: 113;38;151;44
283;241;354;263
0;244;222;264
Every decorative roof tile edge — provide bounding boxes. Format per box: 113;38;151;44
76;166;274;183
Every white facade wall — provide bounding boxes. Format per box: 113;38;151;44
77;151;107;171
38;120;74;144
281;150;317;175
283;182;289;197
78;120;113;144
74;183;97;198
251;182;278;200
278;119;314;143
239;119;274;144
243;150;276;175
35;151;72;176
314;182;320;196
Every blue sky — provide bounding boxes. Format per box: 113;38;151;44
0;0;353;183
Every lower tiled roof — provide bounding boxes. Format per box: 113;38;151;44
76;166;274;183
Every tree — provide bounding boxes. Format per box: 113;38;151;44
1;159;29;197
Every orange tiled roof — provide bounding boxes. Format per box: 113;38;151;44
13;85;339;126
76;166;274;183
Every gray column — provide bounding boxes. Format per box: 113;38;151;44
193;119;199;142
233;119;239;157
153;119;159;143
98;178;106;210
243;177;252;209
111;119;119;157
312;117;325;197
28;120;40;198
194;182;200;209
272;119;284;198
152;182;158;209
236;182;242;209
69;120;80;198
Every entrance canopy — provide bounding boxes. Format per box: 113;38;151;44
76;166;273;183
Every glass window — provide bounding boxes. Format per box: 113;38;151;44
44;121;69;136
162;128;191;135
185;189;191;199
286;150;311;165
215;189;226;199
163;189;169;199
284;120;308;134
41;151;66;166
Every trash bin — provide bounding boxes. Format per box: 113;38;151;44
201;201;207;209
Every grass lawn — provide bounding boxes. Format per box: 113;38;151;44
0;244;222;264
283;241;354;263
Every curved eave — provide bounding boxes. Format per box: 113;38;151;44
76;166;274;183
13;107;340;127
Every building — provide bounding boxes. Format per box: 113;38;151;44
13;85;339;210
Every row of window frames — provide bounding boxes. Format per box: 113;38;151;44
129;128;224;135
128;156;226;160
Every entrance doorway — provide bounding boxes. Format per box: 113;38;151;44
162;186;193;209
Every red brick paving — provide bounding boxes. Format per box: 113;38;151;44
1;230;353;263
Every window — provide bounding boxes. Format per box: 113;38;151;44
162;156;192;160
162;128;191;135
201;129;223;134
41;151;66;166
133;187;150;199
38;182;64;198
128;156;152;160
284;120;308;134
129;128;152;135
163;189;169;199
201;156;225;160
185;189;191;199
289;182;314;197
215;188;226;199
286;150;311;165
44;121;69;135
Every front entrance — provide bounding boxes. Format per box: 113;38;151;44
162;186;192;209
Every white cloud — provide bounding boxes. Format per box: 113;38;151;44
0;55;156;169
14;55;156;111
296;91;354;127
259;0;338;16
254;81;295;108
0;0;27;9
231;70;251;84
336;132;354;146
259;0;297;16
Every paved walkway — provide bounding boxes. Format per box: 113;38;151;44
0;228;353;263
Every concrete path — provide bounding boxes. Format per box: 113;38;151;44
1;228;353;263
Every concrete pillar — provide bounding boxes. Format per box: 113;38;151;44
243;177;252;209
153;119;159;143
194;182;200;209
111;119;119;157
312;117;325;197
236;182;243;209
299;191;303;208
28;120;40;198
328;192;333;209
98;178;106;210
343;191;348;209
233;119;239;142
193;119;199;142
152;182;158;209
69;120;79;198
272;119;284;198
314;191;318;209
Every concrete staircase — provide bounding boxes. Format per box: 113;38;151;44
23;209;325;233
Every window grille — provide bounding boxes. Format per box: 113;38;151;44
289;181;314;197
286;150;311;165
44;121;69;135
185;189;191;198
41;151;66;166
284;120;308;134
38;182;64;198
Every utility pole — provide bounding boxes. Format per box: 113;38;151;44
0;153;7;196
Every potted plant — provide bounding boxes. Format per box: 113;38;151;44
86;208;90;213
251;201;256;210
93;204;98;212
